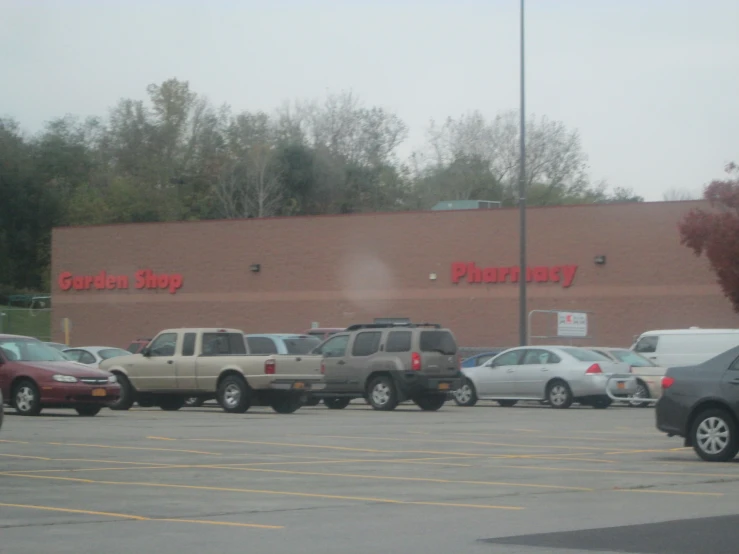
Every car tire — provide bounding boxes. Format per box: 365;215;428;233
184;397;205;407
270;395;303;414
453;379;478;407
13;380;42;416
414;394;447;411
324;397;351;410
76;406;102;417
691;408;739;462
628;381;651;408
217;375;251;414
159;397;185;411
591;396;612;409
547;380;573;409
498;400;518;408
303;397;322;407
367;376;399;411
109;374;135;411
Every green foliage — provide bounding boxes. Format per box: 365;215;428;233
0;79;641;292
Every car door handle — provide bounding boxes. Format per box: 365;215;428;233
167;360;173;364
540;368;548;371
337;360;346;365
506;369;515;373
295;357;302;362
729;378;739;385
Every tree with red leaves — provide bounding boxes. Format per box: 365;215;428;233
678;163;739;312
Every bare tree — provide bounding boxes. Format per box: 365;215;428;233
663;188;699;201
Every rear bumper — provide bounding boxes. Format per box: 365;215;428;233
570;374;637;398
396;371;463;398
269;380;326;392
40;383;120;406
655;396;688;437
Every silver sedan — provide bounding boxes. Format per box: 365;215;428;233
453;345;637;409
62;346;131;367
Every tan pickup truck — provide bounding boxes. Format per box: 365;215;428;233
99;328;325;414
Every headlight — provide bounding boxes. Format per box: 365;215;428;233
52;374;78;383
108;374;118;384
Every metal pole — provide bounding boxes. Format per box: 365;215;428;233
518;0;527;346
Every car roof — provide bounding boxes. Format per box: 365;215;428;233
588;346;630;351
245;334;317;339
639;329;739;336
64;346;127;352
0;334;34;340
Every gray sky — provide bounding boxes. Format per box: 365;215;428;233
2;0;737;201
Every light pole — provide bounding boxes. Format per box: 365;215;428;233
518;0;527;346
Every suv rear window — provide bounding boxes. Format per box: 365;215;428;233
284;337;321;355
420;331;457;355
386;331;412;353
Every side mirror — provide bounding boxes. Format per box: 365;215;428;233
141;348;150;357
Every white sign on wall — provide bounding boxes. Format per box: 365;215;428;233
557;312;588;338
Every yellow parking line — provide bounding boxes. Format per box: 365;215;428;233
0;454;52;461
605;448;692;455
47;442;220;456
0;502;282;529
1;473;523;511
612;489;723;497
0;439;29;444
146;436;177;441
491;464;739;479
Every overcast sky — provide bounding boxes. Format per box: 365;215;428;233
2;0;737;201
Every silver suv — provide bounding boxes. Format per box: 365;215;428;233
307;323;462;411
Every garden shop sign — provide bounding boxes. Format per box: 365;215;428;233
451;262;578;288
58;269;183;294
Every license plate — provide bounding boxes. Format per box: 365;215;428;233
617;382;625;389
92;388;106;397
293;382;305;389
438;383;450;391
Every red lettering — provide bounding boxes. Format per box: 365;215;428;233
84;276;93;290
94;271;106;290
157;274;169;289
451;263;467;284
117;275;129;289
73;276;85;290
498;267;510;282
549;266;561;283
526;268;534;282
134;269;146;289
482;268;497;283
510;267;520;283
168;274;183;294
534;266;549;282
562;265;578;288
146;271;158;289
467;263;482;283
58;272;73;291
105;275;117;289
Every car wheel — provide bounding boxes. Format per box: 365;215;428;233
367;376;399;411
691;408;739;462
270;395;303;414
414;394;447;411
159;397;185;411
217;375;251;414
324;397;351;410
547;380;573;409
591;396;612;409
184;397;205;407
628;381;651;408
498;400;518;408
453;380;478;407
109;374;135;411
13;380;42;416
76;406;102;417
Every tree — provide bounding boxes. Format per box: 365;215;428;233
678;163;739;312
664;188;699;201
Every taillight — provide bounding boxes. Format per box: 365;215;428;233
585;364;602;374
320;361;325;374
411;352;421;371
662;376;675;389
265;359;276;375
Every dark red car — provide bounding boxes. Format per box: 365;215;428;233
0;334;120;416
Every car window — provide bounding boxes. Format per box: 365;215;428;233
0;339;68;362
522;349;559;364
492;350;522;366
247;337;279;355
608;349;656;367
283;337;321;355
634;336;658;354
351;331;382;357
63;349;83;362
385;331;412;353
201;333;247;356
79;351;97;364
181;333;196;357
97;348;130;360
148;333;178;357
477;354;494;366
419;330;457;355
315;334;349;358
560;347;611;362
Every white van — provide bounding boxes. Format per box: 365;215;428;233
631;328;739;368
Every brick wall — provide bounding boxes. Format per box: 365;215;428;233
50;200;738;348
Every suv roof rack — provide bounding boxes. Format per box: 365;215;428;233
345;322;442;331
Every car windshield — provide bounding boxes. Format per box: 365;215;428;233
608;349;656;367
0;338;70;362
560;347;611;362
284;337;321;355
98;348;131;360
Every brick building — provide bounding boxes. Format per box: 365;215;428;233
50;200;737;348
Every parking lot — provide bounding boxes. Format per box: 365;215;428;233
2;402;739;554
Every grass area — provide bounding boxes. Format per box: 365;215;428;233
0;306;51;341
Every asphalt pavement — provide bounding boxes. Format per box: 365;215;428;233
1;400;738;554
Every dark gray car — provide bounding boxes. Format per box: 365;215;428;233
656;345;739;462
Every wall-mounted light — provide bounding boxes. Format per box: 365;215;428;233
594;255;606;265
429;272;437;281
250;264;261;273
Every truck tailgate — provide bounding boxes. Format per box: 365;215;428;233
249;354;325;390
